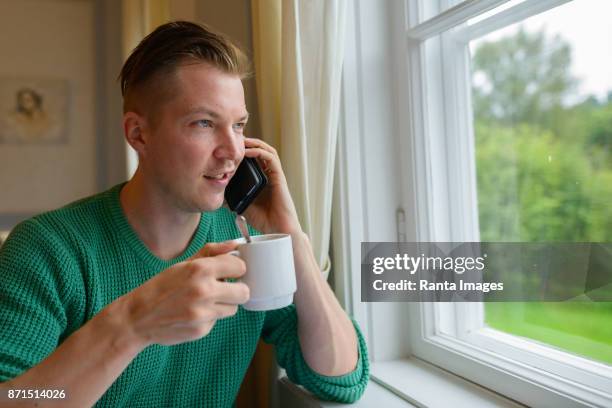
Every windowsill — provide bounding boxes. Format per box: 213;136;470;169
371;358;523;407
278;375;416;407
278;357;522;407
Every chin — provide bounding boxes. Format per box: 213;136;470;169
196;195;225;212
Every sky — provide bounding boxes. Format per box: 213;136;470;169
469;0;612;103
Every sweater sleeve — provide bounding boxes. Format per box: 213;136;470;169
261;304;369;403
0;219;76;382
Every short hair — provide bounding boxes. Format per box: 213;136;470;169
118;21;251;114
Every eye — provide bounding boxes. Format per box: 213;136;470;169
233;122;246;130
195;119;212;128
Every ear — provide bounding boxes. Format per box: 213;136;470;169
123;111;149;158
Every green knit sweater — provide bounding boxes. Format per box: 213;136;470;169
0;183;369;407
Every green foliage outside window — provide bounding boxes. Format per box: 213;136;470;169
472;27;612;365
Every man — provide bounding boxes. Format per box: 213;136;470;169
0;21;368;407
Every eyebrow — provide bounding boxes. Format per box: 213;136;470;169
187;107;249;122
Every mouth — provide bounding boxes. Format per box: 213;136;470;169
203;170;234;183
204;173;228;180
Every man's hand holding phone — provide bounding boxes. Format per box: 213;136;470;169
236;137;303;237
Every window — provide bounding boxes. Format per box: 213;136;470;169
469;0;612;367
334;0;612;406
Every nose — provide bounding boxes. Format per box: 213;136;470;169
214;127;243;161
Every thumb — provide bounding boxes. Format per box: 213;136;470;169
191;241;239;259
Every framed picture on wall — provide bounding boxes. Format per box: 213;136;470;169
0;0;123;234
0;77;69;144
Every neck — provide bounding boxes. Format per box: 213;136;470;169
119;169;201;260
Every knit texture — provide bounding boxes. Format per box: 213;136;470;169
0;183;369;407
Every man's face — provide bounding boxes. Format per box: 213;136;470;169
142;62;248;212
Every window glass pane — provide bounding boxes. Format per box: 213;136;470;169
470;0;612;365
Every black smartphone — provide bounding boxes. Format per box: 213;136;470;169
224;157;268;214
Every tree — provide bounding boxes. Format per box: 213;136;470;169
471;27;577;128
471;28;612;242
475;123;593;242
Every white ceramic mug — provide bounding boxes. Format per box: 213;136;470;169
230;234;297;311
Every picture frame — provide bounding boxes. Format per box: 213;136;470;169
0;77;69;144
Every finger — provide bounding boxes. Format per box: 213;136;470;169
180;303;240;325
191;241;239;259
167;321;215;341
244;147;279;170
191;254;246;279
211;303;241;319
212;281;250;305
244;137;277;154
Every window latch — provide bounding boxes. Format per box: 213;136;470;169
396;208;406;242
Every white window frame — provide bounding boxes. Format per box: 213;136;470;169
332;0;612;407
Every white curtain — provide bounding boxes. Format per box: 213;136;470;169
251;0;347;277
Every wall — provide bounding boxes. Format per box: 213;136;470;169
170;0;197;21
95;0;127;191
0;0;96;214
0;0;124;230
